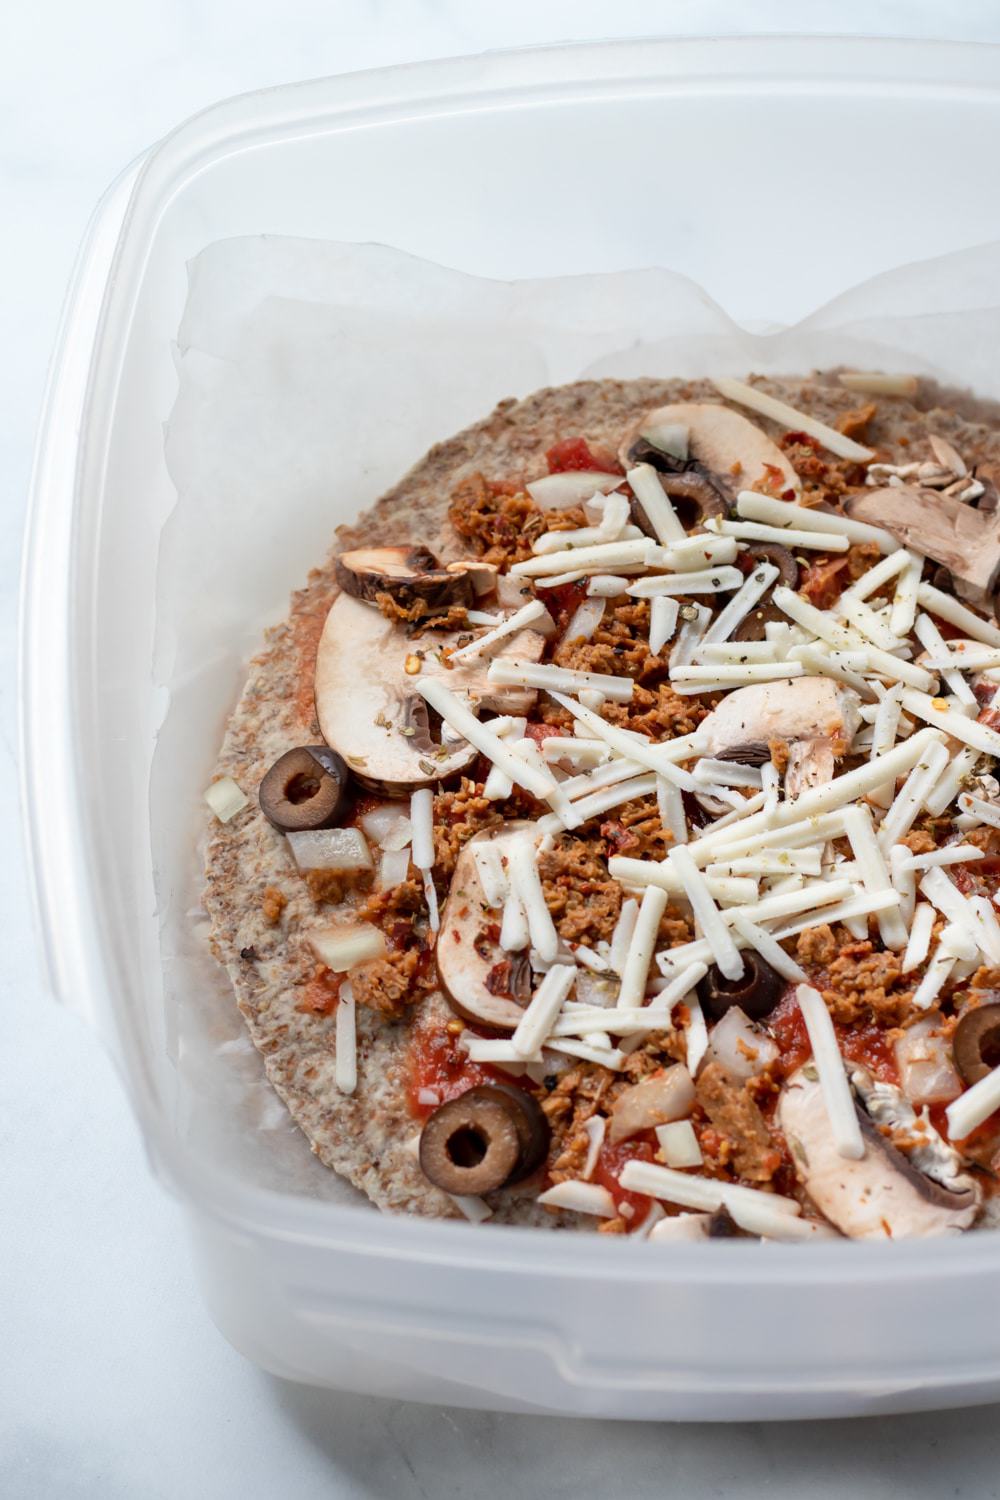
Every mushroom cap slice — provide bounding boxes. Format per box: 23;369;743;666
315;596;545;795
620;402;801;500
334;544;474;611
436;824;538;1030
778;1069;979;1239
845;487;1000;602
697;676;861;765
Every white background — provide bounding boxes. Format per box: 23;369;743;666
6;4;1000;1496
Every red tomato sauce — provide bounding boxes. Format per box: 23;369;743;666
593;1136;657;1221
545;437;621;475
767;991;898;1084
540;578;589;630
406;1024;531;1118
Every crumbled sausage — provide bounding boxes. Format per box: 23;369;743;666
350;950;424;1018
432;779;504;879
695;1061;781;1182
539;836;623;945
796;924;914;1024
261;886;287;924
374;593;469;635
447;471;584;568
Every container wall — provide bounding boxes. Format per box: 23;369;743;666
27;39;1000;1414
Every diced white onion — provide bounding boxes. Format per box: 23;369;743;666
359;804;412;850
205;777;248;823
378;847;411;890
287;827;373;872
894;1016;962;1106
655;1119;703;1168
526;471;623;509
706;1006;780;1080
309;923;386;972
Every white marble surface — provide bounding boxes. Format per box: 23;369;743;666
7;4;1000;1497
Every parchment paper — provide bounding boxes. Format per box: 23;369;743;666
154;235;1000;1201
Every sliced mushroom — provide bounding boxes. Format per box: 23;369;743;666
436;824;539;1029
698;677;861;795
447;558;498;597
315;595;545;795
845;487;1000;603
779;1068;980;1239
620;402;801;517
334;545;475;611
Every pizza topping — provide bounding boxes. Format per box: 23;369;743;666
334;544;475;614
419;1086;525;1195
780;1066;979;1237
697;951;784;1022
952;1003;1000;1085
215;374;1000;1237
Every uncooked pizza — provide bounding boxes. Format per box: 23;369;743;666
203;372;1000;1241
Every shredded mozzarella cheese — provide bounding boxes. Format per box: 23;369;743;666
335;982;357;1095
714;377;875;460
795;985;864;1159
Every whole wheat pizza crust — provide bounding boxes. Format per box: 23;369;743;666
203;373;1000;1224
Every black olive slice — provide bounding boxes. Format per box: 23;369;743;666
953;1004;1000;1085
258;745;349;832
698;952;785;1022
419;1087;523;1196
732;598;786;643
627;458;730;534
474;1082;551;1183
742;541;799;590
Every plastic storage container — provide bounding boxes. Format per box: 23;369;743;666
21;37;1000;1420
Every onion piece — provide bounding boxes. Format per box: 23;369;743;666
379;847;411;890
526;471;623;510
655;1119;703;1168
359;804;413;849
608;1065;695;1144
704;1006;779;1081
895;1016;963;1106
309;923;386;972
204;776;248;823
561;597;606;645
287;827;373;872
